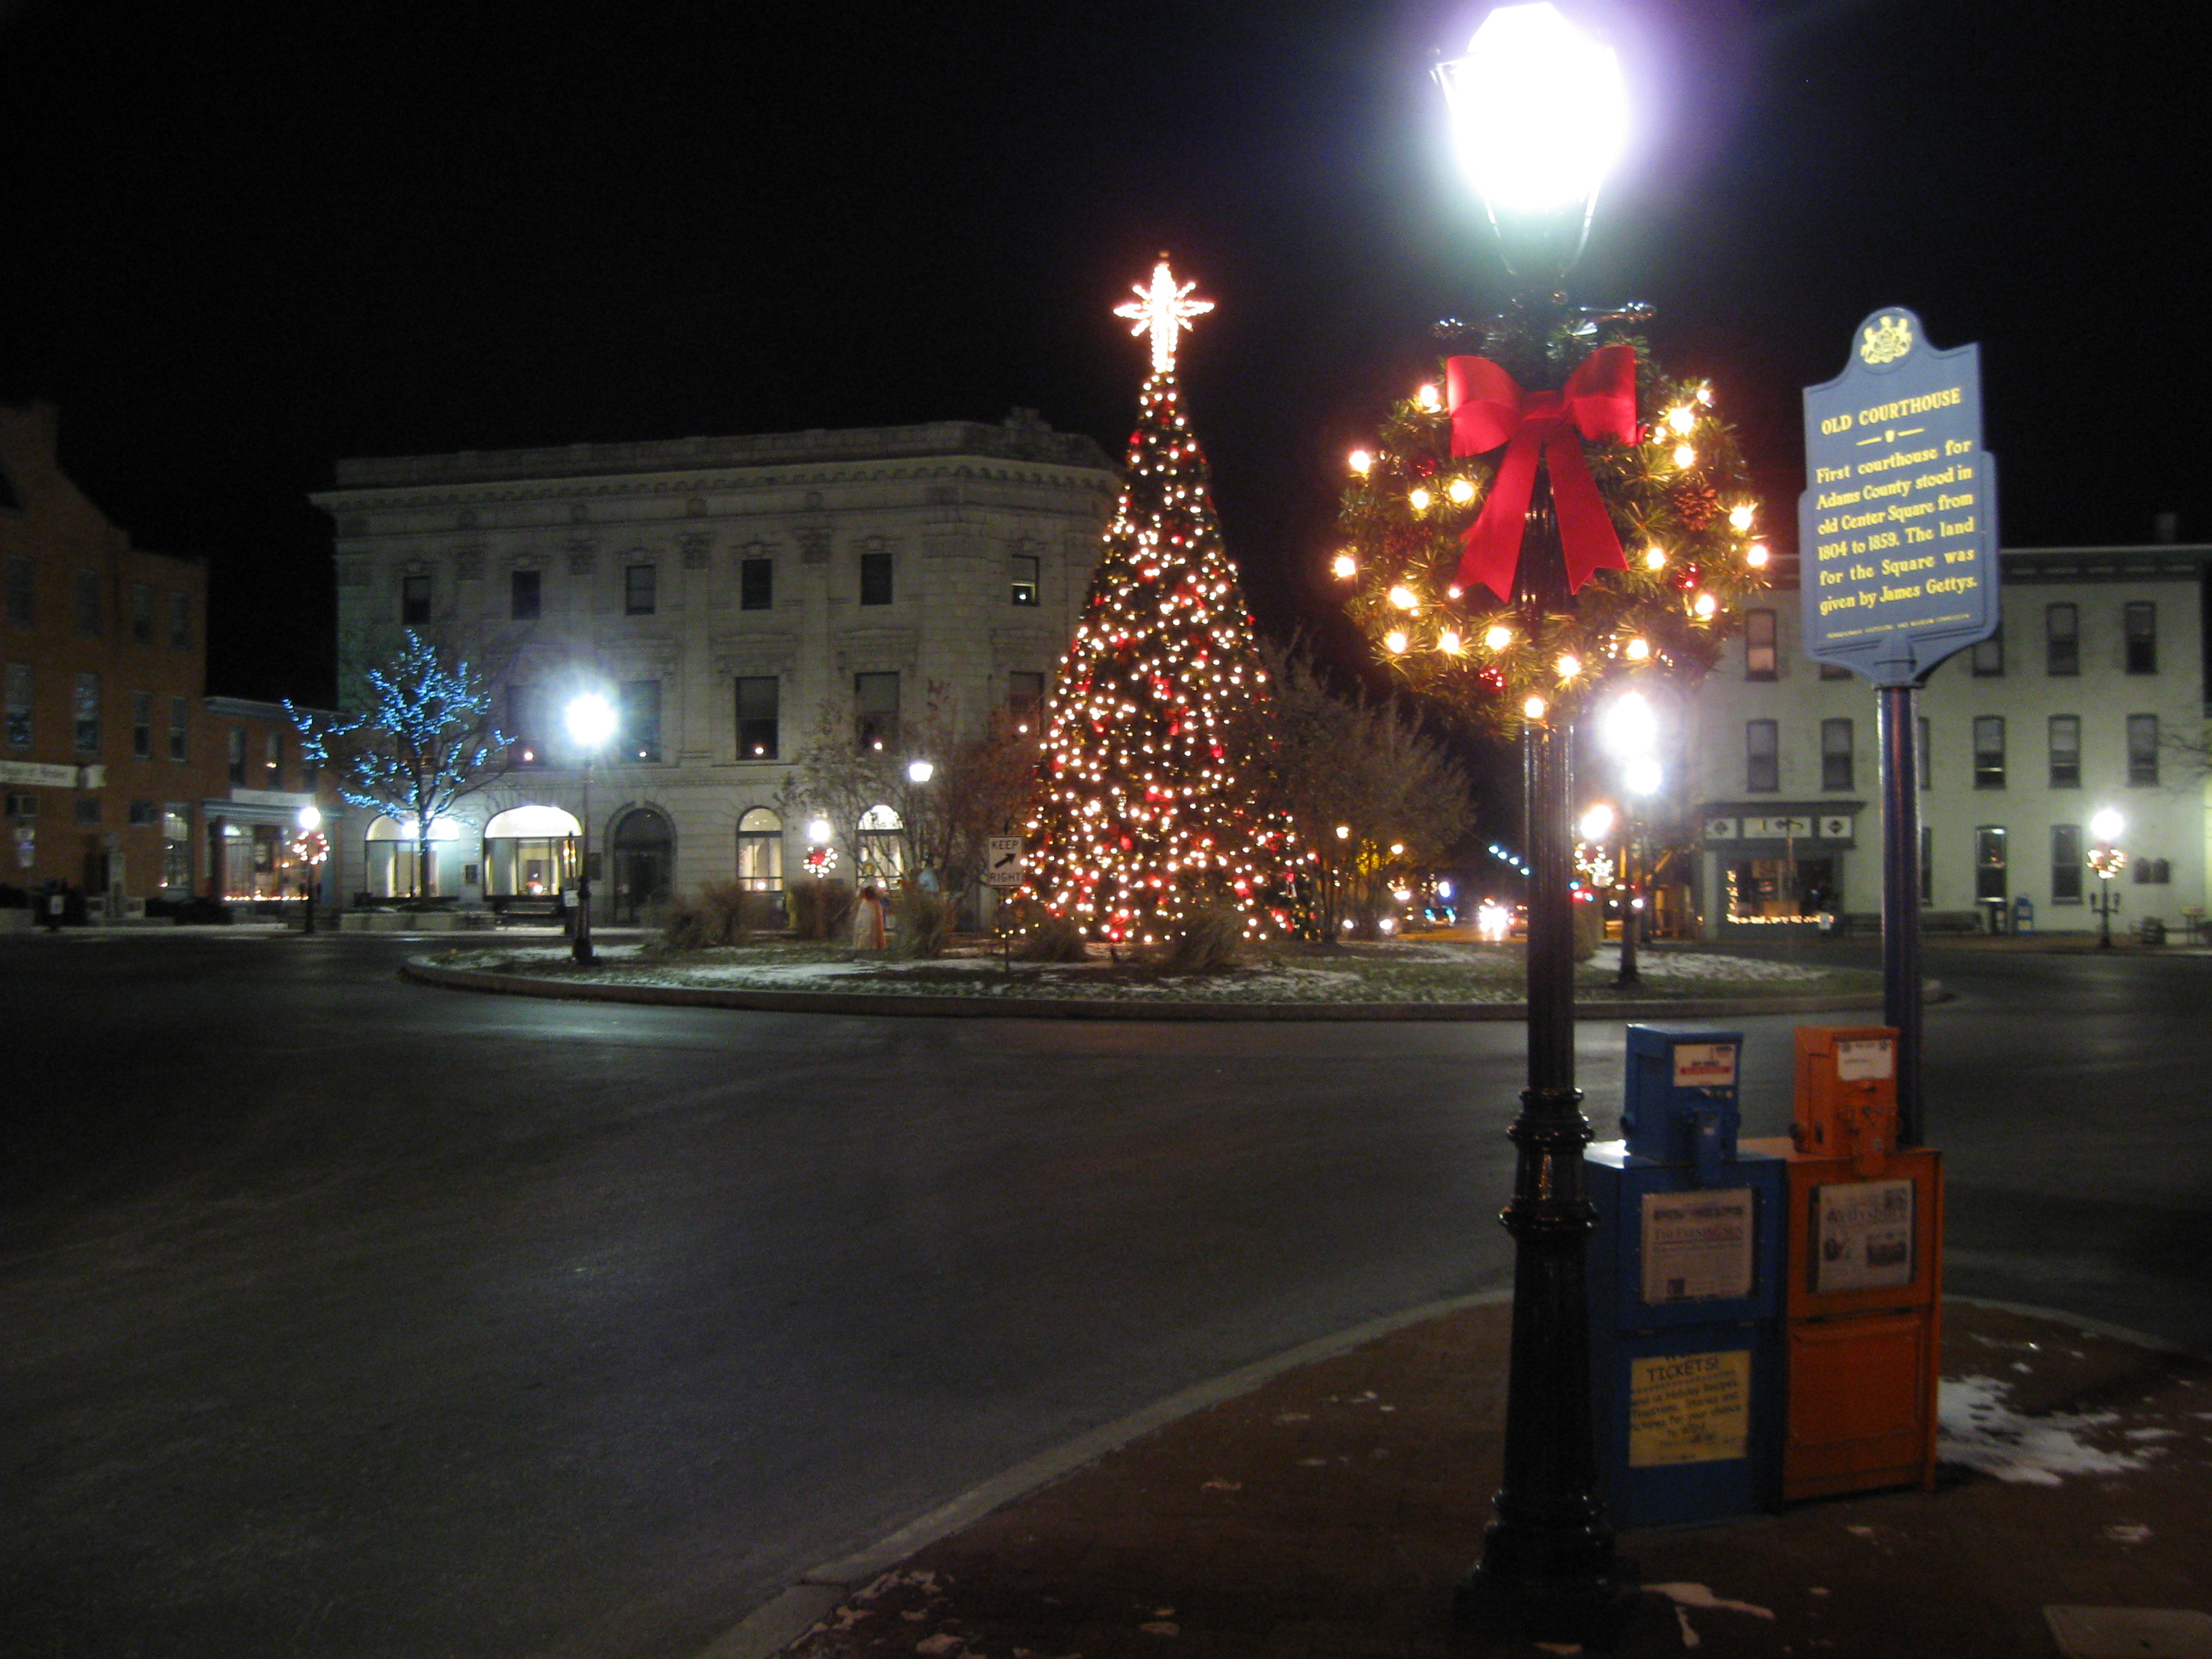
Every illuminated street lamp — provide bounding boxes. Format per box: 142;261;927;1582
565;691;617;963
292;804;328;935
1435;3;1637;1640
2088;808;2126;949
1601;691;1664;987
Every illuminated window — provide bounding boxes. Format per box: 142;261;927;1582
1744;609;1777;680
737;806;783;890
620;680;661;761
1974;825;2008;903
1010;554;1040;607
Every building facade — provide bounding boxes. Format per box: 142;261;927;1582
1678;543;2209;938
313;413;1119;916
3;402;337;913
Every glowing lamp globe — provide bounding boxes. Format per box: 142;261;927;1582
565;693;617;749
1622;755;1662;796
296;804;322;833
806;817;834;845
1599;690;1659;760
907;759;935;785
2090;808;2124;843
1579;804;1615;842
1433;3;1627;278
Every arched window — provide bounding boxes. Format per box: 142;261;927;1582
366;814;465;898
857;803;904;883
737;807;783;891
483;804;583;897
609;806;675;922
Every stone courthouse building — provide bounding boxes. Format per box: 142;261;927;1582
314;413;1118;917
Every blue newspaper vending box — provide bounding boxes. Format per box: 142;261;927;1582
1588;1027;1786;1528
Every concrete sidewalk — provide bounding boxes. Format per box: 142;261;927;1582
750;1299;2209;1659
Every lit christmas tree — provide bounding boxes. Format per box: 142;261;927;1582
1025;259;1295;945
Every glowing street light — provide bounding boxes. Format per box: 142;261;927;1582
565;691;617;963
1577;802;1615;844
907;758;936;785
2088;808;2127;949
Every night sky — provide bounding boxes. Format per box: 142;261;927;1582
3;1;2205;708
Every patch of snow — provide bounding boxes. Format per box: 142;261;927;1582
2105;1523;2152;1543
1939;1375;2163;1485
1650;1584;1776;1621
1593;947;1827;983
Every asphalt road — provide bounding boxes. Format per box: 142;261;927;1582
3;930;2207;1659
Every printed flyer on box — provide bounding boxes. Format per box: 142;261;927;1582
1641;1188;1755;1303
1813;1176;1915;1293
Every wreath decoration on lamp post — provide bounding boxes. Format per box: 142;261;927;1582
1335;327;1767;727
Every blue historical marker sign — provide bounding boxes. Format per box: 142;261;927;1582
1799;308;1999;685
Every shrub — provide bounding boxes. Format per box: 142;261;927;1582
1014;907;1089;962
1155;902;1246;975
890;886;957;959
790;877;854;941
1572;897;1603;962
661;880;752;950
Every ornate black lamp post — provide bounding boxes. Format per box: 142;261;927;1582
2088;808;2126;949
1433;4;1638;1643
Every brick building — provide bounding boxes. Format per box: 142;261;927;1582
2;403;335;914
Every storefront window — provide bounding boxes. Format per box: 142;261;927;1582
737;807;783;890
482;804;582;898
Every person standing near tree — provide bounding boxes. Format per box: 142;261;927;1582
852;882;887;951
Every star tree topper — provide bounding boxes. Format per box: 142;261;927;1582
1115;257;1213;373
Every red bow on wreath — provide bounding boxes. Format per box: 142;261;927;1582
1446;343;1639;602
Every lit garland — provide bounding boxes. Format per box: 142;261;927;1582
1024;261;1297;945
1334;329;1767;728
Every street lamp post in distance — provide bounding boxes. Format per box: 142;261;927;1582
1600;691;1662;988
1433;3;1637;1642
565;692;617;963
2088;808;2126;949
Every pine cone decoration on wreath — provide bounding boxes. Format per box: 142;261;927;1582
1669;476;1721;531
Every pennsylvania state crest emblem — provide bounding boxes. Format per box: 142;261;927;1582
1858;314;1913;366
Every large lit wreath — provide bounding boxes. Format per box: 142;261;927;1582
1336;327;1767;728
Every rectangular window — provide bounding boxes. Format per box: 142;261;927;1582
130;583;154;644
76;570;102;636
132;691;152;760
1820;717;1853;792
2124;602;2156;673
620;679;661;761
4;556;30;628
75;796;101;826
163;806;191;889
227;726;246;785
2047;715;2081;787
1970;625;2003;676
510;568;541;620
170;590;191;649
2051;824;2084;904
2127;714;2159;785
401;572;432;624
859;550;894;607
1974;825;2008;903
2045;603;2078;676
264;730;282;784
735;676;779;760
2133;858;2171;886
127;800;157;827
1973;716;2005;788
1746;719;1779;792
1010;554;1040;607
169;696;189;762
855;671;900;752
5;661;28;746
1008;670;1046;726
508;684;548;764
1744;609;1778;680
1916;716;1931;791
624;563;657;616
75;672;100;753
740;557;773;611
1919;825;1933;905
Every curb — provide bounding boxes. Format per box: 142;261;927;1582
689;1292;2200;1659
401;958;1943;1023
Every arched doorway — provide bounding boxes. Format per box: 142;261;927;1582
483;804;583;899
610;806;675;922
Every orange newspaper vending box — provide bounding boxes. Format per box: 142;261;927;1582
1746;1025;1944;1501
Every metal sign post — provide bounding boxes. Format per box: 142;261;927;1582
1799;308;1999;1147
